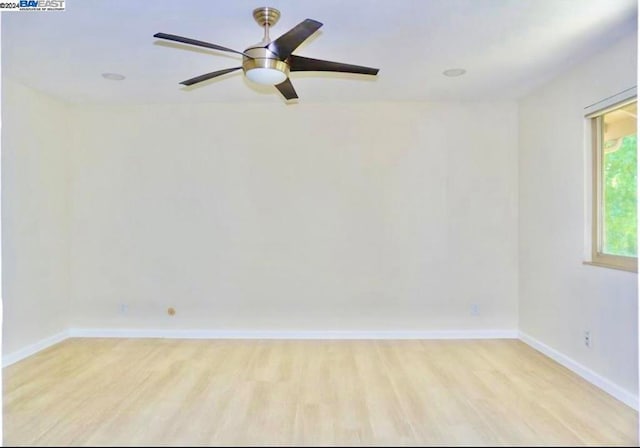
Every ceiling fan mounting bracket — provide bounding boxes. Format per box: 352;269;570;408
253;7;281;29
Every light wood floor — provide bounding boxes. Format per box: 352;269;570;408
4;338;637;446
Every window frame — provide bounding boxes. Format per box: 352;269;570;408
587;97;637;272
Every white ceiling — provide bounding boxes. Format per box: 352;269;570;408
3;0;637;104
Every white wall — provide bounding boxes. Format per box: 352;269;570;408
518;31;638;396
68;101;519;332
2;79;70;354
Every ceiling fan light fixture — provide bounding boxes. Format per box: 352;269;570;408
245;67;287;85
242;50;289;85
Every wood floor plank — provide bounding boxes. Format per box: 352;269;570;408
3;338;637;446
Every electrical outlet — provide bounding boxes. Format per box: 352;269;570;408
584;330;591;348
119;303;128;314
470;304;480;316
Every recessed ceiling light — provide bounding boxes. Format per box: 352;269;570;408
443;68;466;77
102;73;126;81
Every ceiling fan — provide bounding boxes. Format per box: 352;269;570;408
153;6;379;100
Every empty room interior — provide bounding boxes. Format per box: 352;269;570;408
1;0;639;446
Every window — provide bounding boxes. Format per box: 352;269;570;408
588;98;637;272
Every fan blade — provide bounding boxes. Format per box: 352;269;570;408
267;19;323;60
275;78;298;100
154;33;251;58
289;55;379;75
180;67;242;86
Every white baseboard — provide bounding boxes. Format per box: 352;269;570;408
67;328;519;340
3;330;69;367
0;328;517;367
519;331;638;410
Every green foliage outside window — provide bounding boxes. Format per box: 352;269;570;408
603;134;637;256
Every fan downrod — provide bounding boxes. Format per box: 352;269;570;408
253;7;281;28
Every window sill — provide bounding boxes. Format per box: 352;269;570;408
583;260;637;273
